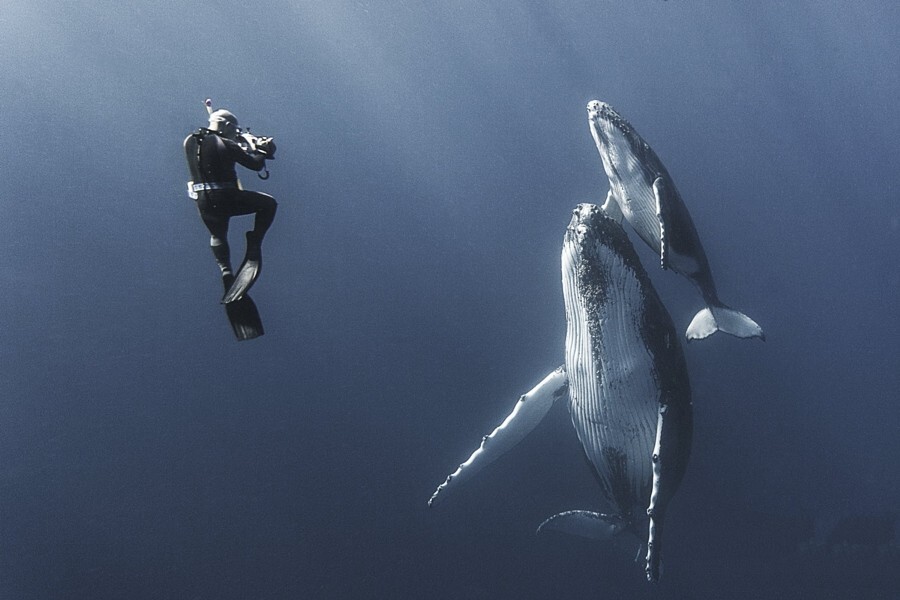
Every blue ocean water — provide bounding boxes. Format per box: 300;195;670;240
1;1;898;598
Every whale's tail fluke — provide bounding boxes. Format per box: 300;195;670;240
538;510;652;576
686;305;764;341
536;510;627;540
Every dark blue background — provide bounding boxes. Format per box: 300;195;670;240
1;1;898;598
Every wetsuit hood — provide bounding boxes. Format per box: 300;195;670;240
208;109;238;135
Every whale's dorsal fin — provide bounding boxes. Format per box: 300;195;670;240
428;366;568;507
652;176;671;270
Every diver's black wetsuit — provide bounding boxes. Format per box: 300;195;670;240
184;130;277;279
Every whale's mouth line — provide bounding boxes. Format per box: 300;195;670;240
592;112;629;138
562;232;583;265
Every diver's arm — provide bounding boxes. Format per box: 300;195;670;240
223;137;267;171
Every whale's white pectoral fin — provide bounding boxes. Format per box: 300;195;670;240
600;189;625;224
428;366;568;507
536;510;626;540
686;305;765;342
652;177;671;270
645;398;692;582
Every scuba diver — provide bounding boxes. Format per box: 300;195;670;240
184;100;278;340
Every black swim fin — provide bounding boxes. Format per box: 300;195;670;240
222;258;260;304
222;232;263;304
224;294;264;341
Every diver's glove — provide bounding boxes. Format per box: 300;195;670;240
255;137;276;158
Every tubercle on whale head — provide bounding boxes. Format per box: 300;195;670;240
568;203;604;232
586;99;608;118
586;99;634;140
565;203;606;252
565;203;637;265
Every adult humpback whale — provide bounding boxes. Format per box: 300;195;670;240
429;205;693;582
587;100;764;342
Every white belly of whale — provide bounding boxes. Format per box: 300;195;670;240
561;235;658;512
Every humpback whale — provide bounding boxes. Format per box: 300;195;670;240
587;100;764;341
429;205;693;582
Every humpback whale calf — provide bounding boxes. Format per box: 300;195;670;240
587;100;764;341
429;205;693;582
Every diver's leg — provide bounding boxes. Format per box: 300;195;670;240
210;232;231;275
227;191;278;259
220;191;276;303
198;208;233;288
211;235;234;291
250;192;277;240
